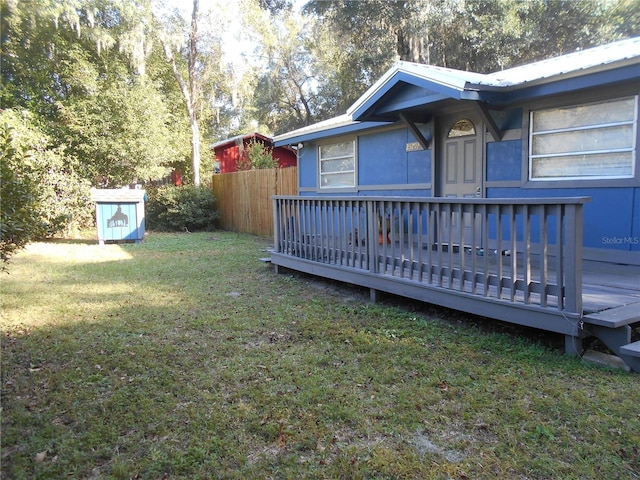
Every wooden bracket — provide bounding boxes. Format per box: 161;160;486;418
399;113;431;150
474;102;503;141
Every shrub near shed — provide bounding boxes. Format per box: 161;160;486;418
146;185;219;232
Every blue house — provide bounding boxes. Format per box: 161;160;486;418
270;37;640;371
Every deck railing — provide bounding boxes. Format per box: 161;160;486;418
273;196;589;314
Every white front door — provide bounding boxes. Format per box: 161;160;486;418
437;114;484;247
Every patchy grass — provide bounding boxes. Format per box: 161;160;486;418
2;231;639;479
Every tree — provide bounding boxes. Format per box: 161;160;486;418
158;0;204;185
236;138;277;171
245;2;325;134
302;0;640;112
57;65;180;185
155;0;241;185
1;0;188;187
0;109;93;268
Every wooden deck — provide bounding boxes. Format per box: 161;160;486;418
271;195;640;372
582;260;640;313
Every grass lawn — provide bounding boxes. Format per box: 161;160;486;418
2;231;639;479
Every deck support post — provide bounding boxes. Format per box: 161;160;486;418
370;288;378;303
589;324;632;357
564;335;585;357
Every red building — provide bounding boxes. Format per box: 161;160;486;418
213;132;297;173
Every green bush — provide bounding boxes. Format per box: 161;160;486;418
0;110;93;243
0;125;40;269
146;185;219;232
1;111;94;271
237;138;277;171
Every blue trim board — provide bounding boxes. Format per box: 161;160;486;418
273;122;388;147
351;71;467;120
481;64;640;106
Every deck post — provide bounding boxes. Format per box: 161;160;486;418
565;334;585;357
370;288;378;303
273;196;280;253
367;200;378;274
563;203;584;315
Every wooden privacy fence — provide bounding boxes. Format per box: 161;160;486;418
212;167;297;237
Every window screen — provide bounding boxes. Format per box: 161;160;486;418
319;141;355;188
529;97;636;180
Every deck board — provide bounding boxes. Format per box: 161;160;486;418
582;261;640;314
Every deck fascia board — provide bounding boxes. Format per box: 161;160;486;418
271;253;581;336
583;303;640;328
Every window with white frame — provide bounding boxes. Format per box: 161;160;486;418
319;140;355;188
529;97;637;180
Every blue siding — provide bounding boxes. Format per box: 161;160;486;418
487;140;522;181
359;129;408;185
488;187;640;252
298;144;317;188
408;148;432;184
97;203;141;241
359;189;432;197
359;127;431;187
383;83;442;105
632;189;640;247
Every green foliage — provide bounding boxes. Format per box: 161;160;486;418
0;125;39;269
1;0;191;187
0;110;93;269
146;185;219;232
59;74;179;186
237;138;278;170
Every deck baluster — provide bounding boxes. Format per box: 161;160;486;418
539;204;549;308
555;205;564;310
522;205;532;305
509;204;517;302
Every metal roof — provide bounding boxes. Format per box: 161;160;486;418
274;37;640;146
480;36;640;88
212;132;272;150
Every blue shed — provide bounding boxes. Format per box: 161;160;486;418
91;189;147;244
269;37;640;372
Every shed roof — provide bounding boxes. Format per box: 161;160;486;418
213;132;272;150
274;37;640;146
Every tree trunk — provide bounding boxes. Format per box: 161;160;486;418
161;0;201;186
190;115;200;185
189;0;200;186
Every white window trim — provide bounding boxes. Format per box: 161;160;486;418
318;139;356;190
528;96;637;182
